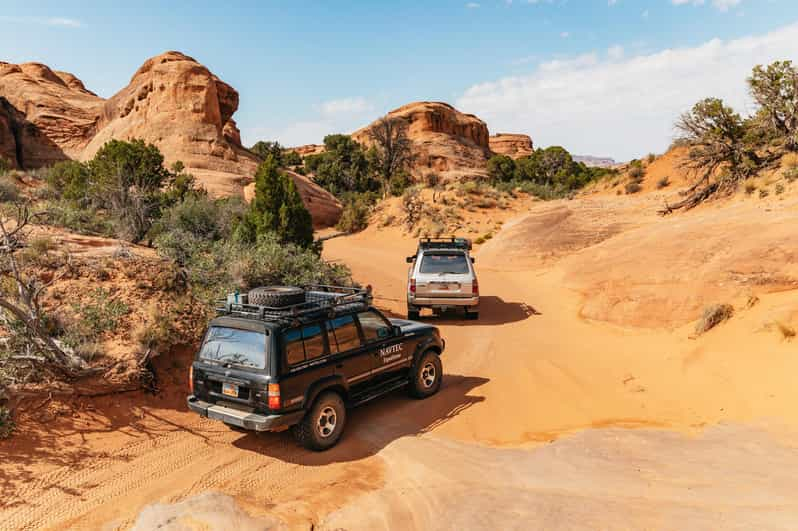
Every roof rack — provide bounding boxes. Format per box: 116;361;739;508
418;237;472;252
216;285;373;323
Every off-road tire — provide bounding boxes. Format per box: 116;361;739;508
292;391;346;451
409;351;443;399
248;286;305;307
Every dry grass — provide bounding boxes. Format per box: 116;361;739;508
774;321;796;340
695;303;734;335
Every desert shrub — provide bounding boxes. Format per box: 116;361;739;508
0;177;19;203
88;139;169;242
19;235;64;268
474;232;493;245
657;176;671;189
336;193;374;233
68;288;130;342
487;154;516;183
381;214;396;227
402;186;424;228
155;195;224;241
283;150;302;167
647;153;657;163
43;199;115;237
628;163;645;181
250;140;285;164
44;160;90;203
160;161;207;207
759;188;769;198
0;407;14;439
744;183;757;195
135;304;178;353
388;171;412;196
785;168;798;182
695;303;734;335
424;172;441;188
773;321;796;340
236;155;313;248
0;158;10;175
625;182;642;194
305;135;378;195
775;183;785;195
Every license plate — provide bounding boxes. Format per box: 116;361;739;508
222;382;238;397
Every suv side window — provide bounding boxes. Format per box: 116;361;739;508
357;311;392;343
326;315;360;353
283;324;328;366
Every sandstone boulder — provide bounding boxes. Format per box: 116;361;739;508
353;102;491;180
489;133;534;159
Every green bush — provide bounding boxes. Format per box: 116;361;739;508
628;163;645;181
336;193;374;233
238;155;314;248
304;135;378;195
250;140;285;164
43;199;115;237
88;139;169;242
65;288;130;349
283;150;302;166
625;182;642;194
45;160;90;202
487;154;516;183
388;171;412;196
0;177;19;203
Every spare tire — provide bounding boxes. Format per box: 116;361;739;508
248;286;305;307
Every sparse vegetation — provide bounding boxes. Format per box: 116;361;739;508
367;116;414;196
657;176;671;189
625;182;642;194
774;321;796;340
647;153;657;164
0;158;10;175
401;186;424;228
695;303;734;335
759;188;769;198
0;177;19;203
474;232;493;245
0;406;14;439
336;193;375;233
304;135;379;196
744;182;757;195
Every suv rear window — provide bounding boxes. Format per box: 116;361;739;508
419;252;470;274
284;324;327;366
199;327;267;369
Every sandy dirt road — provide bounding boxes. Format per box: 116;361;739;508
3;195;798;530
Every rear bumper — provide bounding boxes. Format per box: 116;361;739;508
187;396;304;432
408;295;479;308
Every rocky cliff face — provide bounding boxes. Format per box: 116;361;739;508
82;51;260;197
489;133;534;159
0;52;341;226
353;101;491;180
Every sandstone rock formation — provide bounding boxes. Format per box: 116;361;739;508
82;51;260;197
0;52;340;226
243;169;342;229
289;144;325;157
353;102;491;180
0;61;102;168
489;133;534;159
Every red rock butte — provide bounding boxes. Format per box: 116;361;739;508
0;51;341;227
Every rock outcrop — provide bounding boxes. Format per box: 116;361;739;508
289;144;325;157
243;169;342;229
0;52;341;226
489;133;534;159
353;102;491;180
0;61;102;168
82;51;260;197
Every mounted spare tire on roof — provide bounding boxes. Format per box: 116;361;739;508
248;286;306;307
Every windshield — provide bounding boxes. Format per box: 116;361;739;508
420;253;470;275
199;327;267;369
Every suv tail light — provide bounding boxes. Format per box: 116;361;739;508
472;278;479;296
189;365;194;394
409;278;416;293
268;383;281;409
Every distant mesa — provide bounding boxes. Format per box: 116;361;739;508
489;133;534;159
353;101;492;180
0;52;338;227
573;155;617;168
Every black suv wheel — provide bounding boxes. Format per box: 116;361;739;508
409;351;442;398
293;391;346;451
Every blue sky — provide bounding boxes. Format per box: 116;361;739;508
2;0;798;160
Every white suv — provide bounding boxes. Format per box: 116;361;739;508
406;238;479;320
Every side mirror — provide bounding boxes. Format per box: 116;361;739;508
470;257;476;263
406;256;415;263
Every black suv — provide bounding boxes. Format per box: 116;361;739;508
187;285;445;451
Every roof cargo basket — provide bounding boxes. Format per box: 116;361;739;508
418;237;472;251
216;285;373;322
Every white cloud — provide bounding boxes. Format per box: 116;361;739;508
607;45;624;60
316;97;373;118
243;97;375;147
0;16;83;27
671;0;743;11
465;2;480;8
560;31;570;38
455;22;798;161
